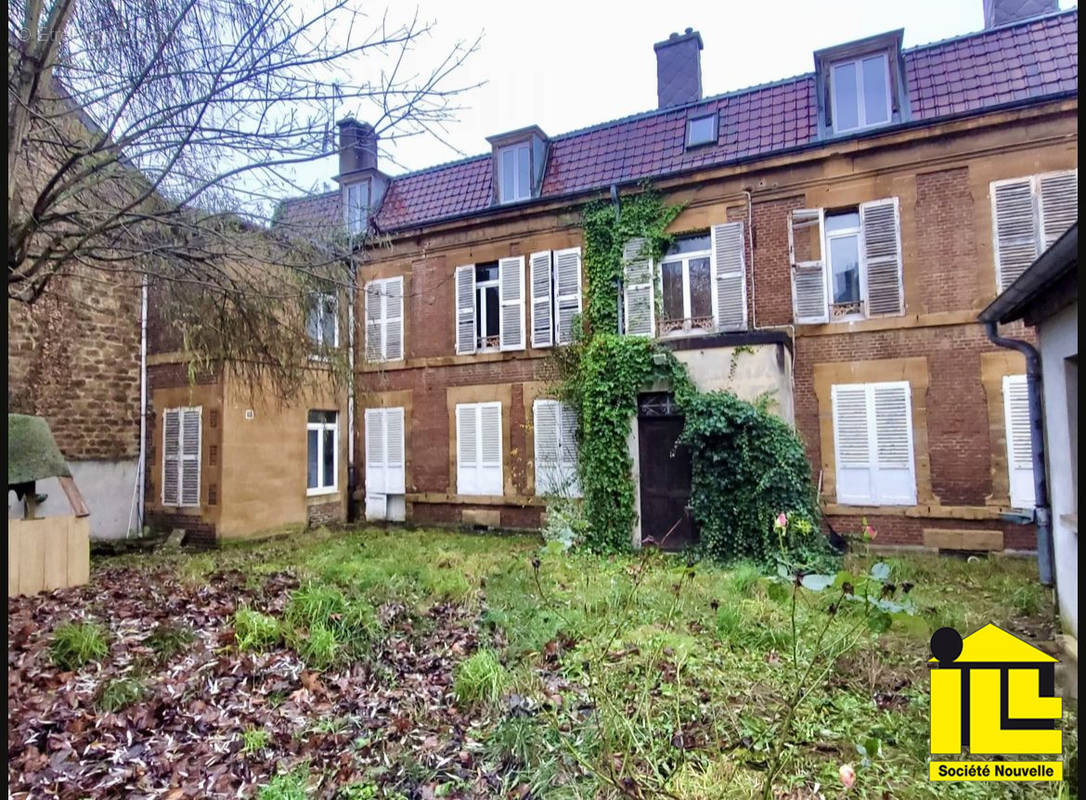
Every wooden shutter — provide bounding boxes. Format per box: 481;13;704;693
479;402;503;494
454;265;476;355
558;401;581;497
364;408;386;495
991;178;1038;291
554;247;583;345
860;198;904;316
710;222;747;331
364;282;384;361
529;250;553;349
1003;375;1036;509
623;237;655;337
180;407;201;506
1038;170;1078;249
533;399;560;495
162;408;181;506
456;404;478;494
831;385;873;505
385;407;405;495
499;255;525;351
383;278;404;361
871;383;915;505
789;209;828;323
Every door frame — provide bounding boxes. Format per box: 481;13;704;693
629;392;696;550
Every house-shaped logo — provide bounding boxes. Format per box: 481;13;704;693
929;623;1061;755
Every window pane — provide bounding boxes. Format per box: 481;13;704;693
825;210;860;232
308;410;336;424
687;115;715;146
321;296;336;345
661;261;684;320
501;148;516;201
862;55;890;125
307;429;319;488
666;233;711;256
688;257;712;319
322;428;335;487
484;285;500;337
829;235;861;304
517;145;531;199
832;61;859;131
475;262;498;283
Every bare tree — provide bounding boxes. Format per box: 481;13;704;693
8;0;479;396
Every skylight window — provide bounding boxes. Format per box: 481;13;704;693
686;113;717;148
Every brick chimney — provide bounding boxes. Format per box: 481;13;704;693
983;0;1058;27
654;28;703;109
337;117;377;177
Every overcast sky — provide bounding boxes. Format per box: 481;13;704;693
290;0;1076;194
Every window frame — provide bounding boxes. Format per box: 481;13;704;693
474;262;501;352
830;52;892;135
363;276;403;363
658;235;714;337
497;142;532;203
685;113;717;149
161;406;202;508
307;291;339;351
344;179;371;235
306;410;339;496
823;210;865;321
831;381;916;506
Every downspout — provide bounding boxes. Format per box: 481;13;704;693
128;275;148;538
984;321;1053;586
347;255;357;509
612;183;623;334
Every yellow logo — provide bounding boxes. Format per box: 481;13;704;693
928;623;1062;774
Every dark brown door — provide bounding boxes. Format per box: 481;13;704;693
637;398;696;551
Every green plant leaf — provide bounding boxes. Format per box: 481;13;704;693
799;573;835;592
870;562;891;581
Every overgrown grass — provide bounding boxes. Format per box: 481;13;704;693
241;726;270;755
145;621;195;661
49;621;109;670
233;608;280;652
453;648;508;707
256;765;309;800
97;676;146;712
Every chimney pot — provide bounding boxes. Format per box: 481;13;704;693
654;28;703;109
337;117;378;178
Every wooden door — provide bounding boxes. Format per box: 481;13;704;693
637;394;696;550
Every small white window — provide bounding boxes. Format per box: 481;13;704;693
498;142;531;203
306;292;338;349
1003;375;1036;510
659;233;713;336
456;401;503;496
831;53;891;134
162;407;201;507
534;399;580;496
307;410;338;495
831;381;915;506
344;180;371;235
364;277;403;362
686;114;717;148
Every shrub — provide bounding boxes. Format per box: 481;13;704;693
97;676;146;712
233;608;280;652
50;621;109;670
145;621;195;661
453;648;508;707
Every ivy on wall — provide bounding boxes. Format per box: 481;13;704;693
554;185;824;561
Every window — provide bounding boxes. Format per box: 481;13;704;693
307;410;338;495
534;399;580;496
498;142;531;203
831;382;915;506
991;170;1078;291
453;258;525;354
456;401;502;496
789;198;903;324
1003;375;1035;510
364;407;405;519
162;407;201;507
364;277;403;362
529;247;583;348
660;233;713;335
344;180;371;235
306;292;338;349
830;53;891;133
686;113;717;148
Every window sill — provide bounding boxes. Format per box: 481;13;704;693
306;487;339;497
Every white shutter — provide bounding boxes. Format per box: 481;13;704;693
499;255;525;351
991;178;1038;291
789;209;828;324
180;407;201;507
454;265;476;355
458;402;503;496
1003;375;1036;509
710;222;747;331
162;408;180;506
478;402;503;495
1038;170;1078;249
383;277;404;361
871;383;915;505
860;198;904;316
530;250;553;349
623;237;655;337
364;282;384;362
456;403;478;494
558;401;581;497
832;385;874;505
364;408;386;496
533;399;560;495
554;247;583;345
385;407;405;495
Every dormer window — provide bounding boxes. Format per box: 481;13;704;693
344;180;370;235
830;54;891;133
498;142;531;203
686;113;717;148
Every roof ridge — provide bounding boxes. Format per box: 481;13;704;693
904;6;1076;53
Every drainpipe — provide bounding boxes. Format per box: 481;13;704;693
984;321;1053;586
347;256;357;505
127;275;148;538
612;184;623;334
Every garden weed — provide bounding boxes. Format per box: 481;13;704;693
145;621;195;661
50;621;109;670
97;676;145;712
241;726;269;755
453;649;507;707
257;765;309;800
233;608;280;652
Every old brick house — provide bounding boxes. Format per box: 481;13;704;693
272;1;1076;552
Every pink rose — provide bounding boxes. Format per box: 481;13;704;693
775;513;788;529
863;524;877;540
839;763;856;789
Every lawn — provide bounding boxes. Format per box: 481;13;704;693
7;526;1077;799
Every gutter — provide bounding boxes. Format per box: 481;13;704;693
983;321;1053;586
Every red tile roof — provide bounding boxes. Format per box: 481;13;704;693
279;10;1077;235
